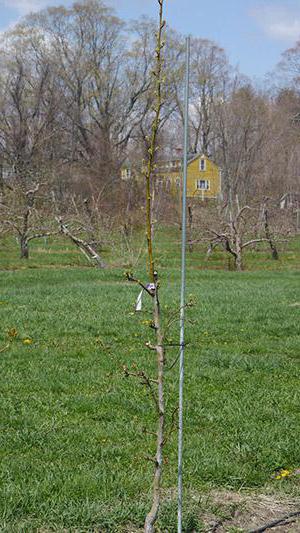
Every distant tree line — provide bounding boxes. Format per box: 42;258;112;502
0;0;299;260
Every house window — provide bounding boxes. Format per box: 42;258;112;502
196;179;210;190
121;168;131;179
199;158;206;171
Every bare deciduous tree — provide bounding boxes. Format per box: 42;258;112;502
0;25;60;189
215;83;269;206
0;182;56;259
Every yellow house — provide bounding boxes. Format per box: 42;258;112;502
154;154;222;200
121;153;222;200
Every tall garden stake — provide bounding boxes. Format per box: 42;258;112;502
178;35;190;533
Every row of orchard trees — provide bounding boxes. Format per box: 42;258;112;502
0;0;300;250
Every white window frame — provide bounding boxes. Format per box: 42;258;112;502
199;158;206;171
196;179;210;190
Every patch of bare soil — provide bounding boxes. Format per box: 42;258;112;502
202;490;300;532
123;490;300;532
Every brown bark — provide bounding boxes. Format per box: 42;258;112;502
20;235;29;259
143;2;166;531
19;206;30;259
144;280;165;533
263;200;279;260
235;234;243;271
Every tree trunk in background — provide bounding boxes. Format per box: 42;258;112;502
263;202;279;260
20;236;29;259
235;235;243;271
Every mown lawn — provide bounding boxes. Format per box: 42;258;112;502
0;233;300;531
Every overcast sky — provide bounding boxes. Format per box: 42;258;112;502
1;0;300;79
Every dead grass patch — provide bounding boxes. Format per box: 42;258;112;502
201;490;300;532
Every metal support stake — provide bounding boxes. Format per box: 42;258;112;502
178;35;190;533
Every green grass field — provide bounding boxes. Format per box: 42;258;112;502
0;231;300;531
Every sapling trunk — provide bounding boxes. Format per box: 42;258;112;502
145;0;165;282
144;279;165;532
143;1;166;531
125;2;166;529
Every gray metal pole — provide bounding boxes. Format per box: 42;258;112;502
178;35;190;533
